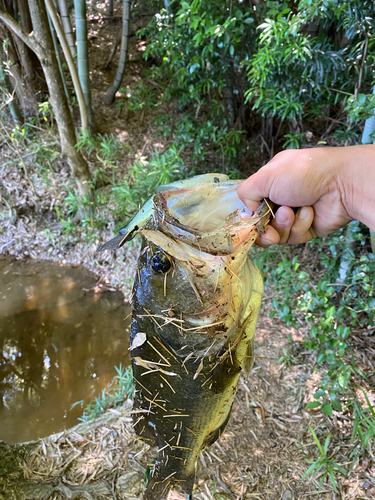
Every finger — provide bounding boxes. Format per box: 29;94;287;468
270;206;295;245
287;206;317;244
237;170;271;212
255;225;280;248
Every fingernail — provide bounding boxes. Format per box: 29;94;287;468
299;207;309;220
275;209;288;225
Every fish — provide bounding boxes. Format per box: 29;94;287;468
98;174;272;500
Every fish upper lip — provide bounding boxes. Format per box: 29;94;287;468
97;176;273;255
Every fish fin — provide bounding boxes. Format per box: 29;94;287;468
202;409;231;449
243;337;255;375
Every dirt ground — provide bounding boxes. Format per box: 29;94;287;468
1;5;375;500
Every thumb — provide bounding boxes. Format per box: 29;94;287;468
237;169;272;212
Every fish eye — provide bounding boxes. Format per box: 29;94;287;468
151;252;171;274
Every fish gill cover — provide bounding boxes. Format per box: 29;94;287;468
98;174;272;500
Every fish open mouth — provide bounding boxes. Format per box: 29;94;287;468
156;178;253;233
97;174;270;256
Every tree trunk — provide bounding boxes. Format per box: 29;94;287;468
103;0;130;105
0;1;92;197
74;0;92;129
11;30;37;91
16;0;39;85
56;0;76;56
17;0;32;32
0;45;23;126
4;31;37;115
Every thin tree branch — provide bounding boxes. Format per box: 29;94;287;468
105;26;122;69
47;10;70;100
0;7;38;54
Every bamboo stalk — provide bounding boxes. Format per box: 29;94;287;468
74;0;92;129
47;10;70;100
103;0;130;105
107;0;114;16
56;0;76;56
45;0;89;131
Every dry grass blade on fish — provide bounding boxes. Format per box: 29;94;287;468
98;174;274;499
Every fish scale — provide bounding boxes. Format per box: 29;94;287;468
98;174;272;499
131;316;246;499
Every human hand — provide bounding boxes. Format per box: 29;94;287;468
237;146;369;246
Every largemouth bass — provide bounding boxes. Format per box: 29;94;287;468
98;174;272;500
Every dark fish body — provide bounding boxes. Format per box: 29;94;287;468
99;174;271;499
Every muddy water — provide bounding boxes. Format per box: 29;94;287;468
0;256;131;443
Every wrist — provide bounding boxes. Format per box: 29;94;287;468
337;145;375;231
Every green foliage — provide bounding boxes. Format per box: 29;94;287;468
38;101;55;125
350;389;375;463
0;114;60;194
120;81;157;112
111;145;185;222
57;143;185;244
140;0;375;159
169;114;244;166
139;0;256;168
278;333;297;367
282;132;307;149
245;0;375;140
72;365;134;422
77;131;129;185
141;2;254;98
302;425;347;491
254;224;375;411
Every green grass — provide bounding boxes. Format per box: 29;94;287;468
302;425;347;492
71;364;134;422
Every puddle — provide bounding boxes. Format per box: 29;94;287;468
0;256;131;443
